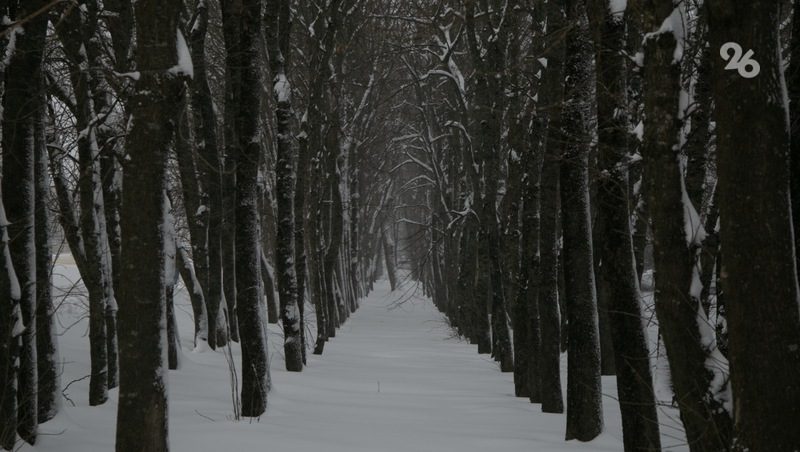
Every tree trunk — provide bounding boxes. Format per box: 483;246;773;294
560;1;603;441
0;198;21;450
115;0;182;449
708;2;800;450
57;6;119;406
224;0;270;417
34;91;59;424
537;0;566;415
174;91;209;345
176;246;208;346
260;251;280;325
641;2;732;450
791;0;800;274
265;0;303;371
190;0;227;350
587;0;661;449
2;2;47;442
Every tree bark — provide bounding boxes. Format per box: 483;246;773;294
34;91;59;424
708;2;800;450
266;0;303;371
537;0;566;415
641;2;732;450
560;1;603;441
0;198;21;450
2;1;47;442
224;0;270;417
190;0;227;350
115;0;182;449
587;0;661;449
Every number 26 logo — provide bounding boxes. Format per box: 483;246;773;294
720;42;761;79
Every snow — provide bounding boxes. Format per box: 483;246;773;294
678;155;707;246
696;305;732;414
24;263;688;451
1;204;21;302
0;23;22;72
608;0;626;20
274;73;291;104
169;28;194;79
642;5;687;64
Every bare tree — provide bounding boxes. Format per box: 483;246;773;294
1;0;48;443
708;1;800;449
115;0;183;449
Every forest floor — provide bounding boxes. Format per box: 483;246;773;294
24;260;687;451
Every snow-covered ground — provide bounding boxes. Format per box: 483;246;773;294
23;261;687;451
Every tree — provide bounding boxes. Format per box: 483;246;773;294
34;90;59;424
115;0;183;449
188;0;227;350
56;0;119;406
222;0;270;416
708;1;800;449
1;0;48;443
265;0;303;372
0;198;22;451
560;0;603;441
537;0;567;415
640;1;732;449
586;0;661;449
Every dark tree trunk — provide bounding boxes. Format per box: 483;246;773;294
224;0;270;417
587;1;661;449
0;199;21;450
708;2;800;450
560;1;603;441
57;5;119;406
641;2;732;450
593;256;616;376
265;0;303;371
792;0;800;275
190;0;227;350
2;2;47;442
176;246;208;345
382;228;398;290
166;269;181;371
260;251;280;325
34;91;59;424
514;122;543;400
537;0;566;415
174;91;209;345
115;0;182;449
455;218;478;342
464;0;513;372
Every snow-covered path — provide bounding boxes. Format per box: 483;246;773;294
29;268;685;451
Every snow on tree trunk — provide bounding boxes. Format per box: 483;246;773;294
189;0;227;351
1;2;47;442
176;246;208;346
586;0;661;448
266;0;303;372
115;0;183;449
641;2;733;450
259;251;280;325
708;2;800;450
34;90;59;424
223;0;270;417
56;5;121;406
0;199;22;450
174;90;210;345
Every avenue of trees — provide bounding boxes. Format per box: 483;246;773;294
1;0;799;451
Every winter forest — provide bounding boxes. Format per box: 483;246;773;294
1;0;799;451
